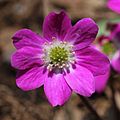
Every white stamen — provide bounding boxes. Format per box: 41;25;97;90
42;39;76;71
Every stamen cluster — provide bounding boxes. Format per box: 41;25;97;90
42;40;75;71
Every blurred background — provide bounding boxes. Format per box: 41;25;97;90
0;0;120;120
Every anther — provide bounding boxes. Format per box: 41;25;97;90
42;39;75;70
66;64;70;68
72;51;75;54
63;42;66;44
59;66;63;68
47;65;53;71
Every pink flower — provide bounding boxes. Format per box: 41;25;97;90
98;22;120;74
109;23;120;49
11;11;110;106
111;51;120;73
107;0;120;14
106;23;120;73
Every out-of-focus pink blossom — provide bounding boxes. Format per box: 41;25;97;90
111;51;120;73
107;0;120;14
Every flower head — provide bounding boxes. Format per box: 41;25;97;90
107;0;120;14
11;11;110;106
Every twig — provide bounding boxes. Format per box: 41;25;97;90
78;95;103;120
109;68;120;120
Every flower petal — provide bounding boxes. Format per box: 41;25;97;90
16;67;47;91
12;29;46;49
64;64;95;97
43;11;72;41
44;73;72;106
111;51;120;73
95;70;110;93
109;24;120;49
11;46;43;70
64;18;98;50
75;46;110;76
107;0;120;14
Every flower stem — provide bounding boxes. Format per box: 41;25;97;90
109;68;120;120
78;95;103;120
110;83;120;120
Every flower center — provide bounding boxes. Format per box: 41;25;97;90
42;39;75;71
49;46;68;65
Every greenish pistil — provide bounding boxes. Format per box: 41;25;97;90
49;46;68;65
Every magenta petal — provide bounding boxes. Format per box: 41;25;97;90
12;29;47;49
64;18;98;50
11;47;43;70
64;65;95;97
95;70;110;93
44;73;72;106
43;11;72;41
76;46;110;76
16;67;47;91
109;24;120;48
111;51;120;73
107;0;120;14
